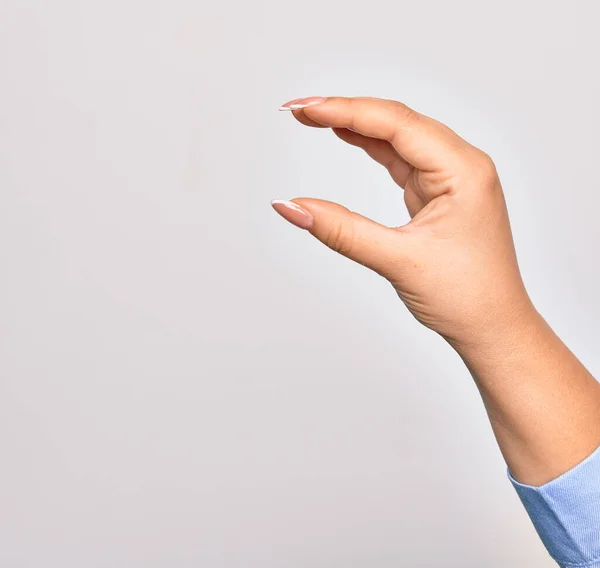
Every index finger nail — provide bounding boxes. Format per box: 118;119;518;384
279;97;327;111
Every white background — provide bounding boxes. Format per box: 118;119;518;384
1;1;598;566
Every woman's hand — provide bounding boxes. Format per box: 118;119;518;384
274;96;600;488
273;96;534;349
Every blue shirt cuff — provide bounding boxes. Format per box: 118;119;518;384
508;444;600;568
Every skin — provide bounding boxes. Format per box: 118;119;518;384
274;96;600;486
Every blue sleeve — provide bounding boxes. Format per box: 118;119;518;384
508;444;600;567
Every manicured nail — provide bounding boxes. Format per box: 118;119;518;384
271;200;313;230
279;97;327;111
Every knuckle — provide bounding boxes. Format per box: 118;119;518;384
389;100;418;143
467;148;499;186
477;149;497;173
324;217;355;257
479;150;497;170
393;102;417;133
392;100;416;123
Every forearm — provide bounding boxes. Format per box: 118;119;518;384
452;302;600;486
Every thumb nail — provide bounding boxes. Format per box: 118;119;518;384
271;200;313;230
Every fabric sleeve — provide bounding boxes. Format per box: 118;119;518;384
508;444;600;567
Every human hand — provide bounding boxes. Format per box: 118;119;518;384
273;96;536;349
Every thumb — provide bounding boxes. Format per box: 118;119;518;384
271;197;406;276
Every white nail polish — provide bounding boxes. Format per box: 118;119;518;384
270;199;306;214
278;97;327;111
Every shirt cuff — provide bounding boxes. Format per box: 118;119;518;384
508;444;600;568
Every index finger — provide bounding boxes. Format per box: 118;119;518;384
300;96;469;172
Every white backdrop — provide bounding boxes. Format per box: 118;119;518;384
1;1;598;566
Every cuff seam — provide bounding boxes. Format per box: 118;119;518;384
507;444;600;490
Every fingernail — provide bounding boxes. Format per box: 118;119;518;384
279;97;327;111
271;200;313;230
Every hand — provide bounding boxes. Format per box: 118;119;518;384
274;96;600;491
273;96;536;348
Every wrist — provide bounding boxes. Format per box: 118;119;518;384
443;295;544;363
